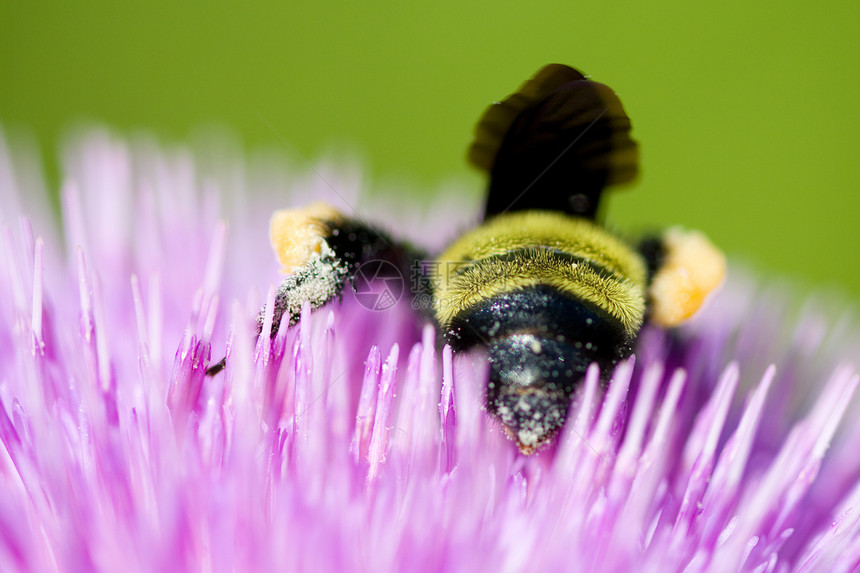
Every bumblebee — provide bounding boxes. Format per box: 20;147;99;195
210;64;725;454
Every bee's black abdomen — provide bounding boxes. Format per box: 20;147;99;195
447;285;632;361
446;285;634;452
485;334;597;453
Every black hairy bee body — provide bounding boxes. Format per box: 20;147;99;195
209;64;725;455
435;211;648;451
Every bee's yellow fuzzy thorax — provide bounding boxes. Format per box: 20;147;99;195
433;211;648;337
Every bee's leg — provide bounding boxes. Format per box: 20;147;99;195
266;202;430;334
206;203;428;376
639;227;726;327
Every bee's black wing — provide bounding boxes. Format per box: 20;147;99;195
469;64;639;220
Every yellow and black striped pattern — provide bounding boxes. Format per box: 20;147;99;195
433;210;647;337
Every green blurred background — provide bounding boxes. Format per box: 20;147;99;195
1;2;858;298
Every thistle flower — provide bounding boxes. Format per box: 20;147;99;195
1;128;859;572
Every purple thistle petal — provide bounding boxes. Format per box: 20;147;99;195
439;344;456;474
353;345;381;463
368;343;399;483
